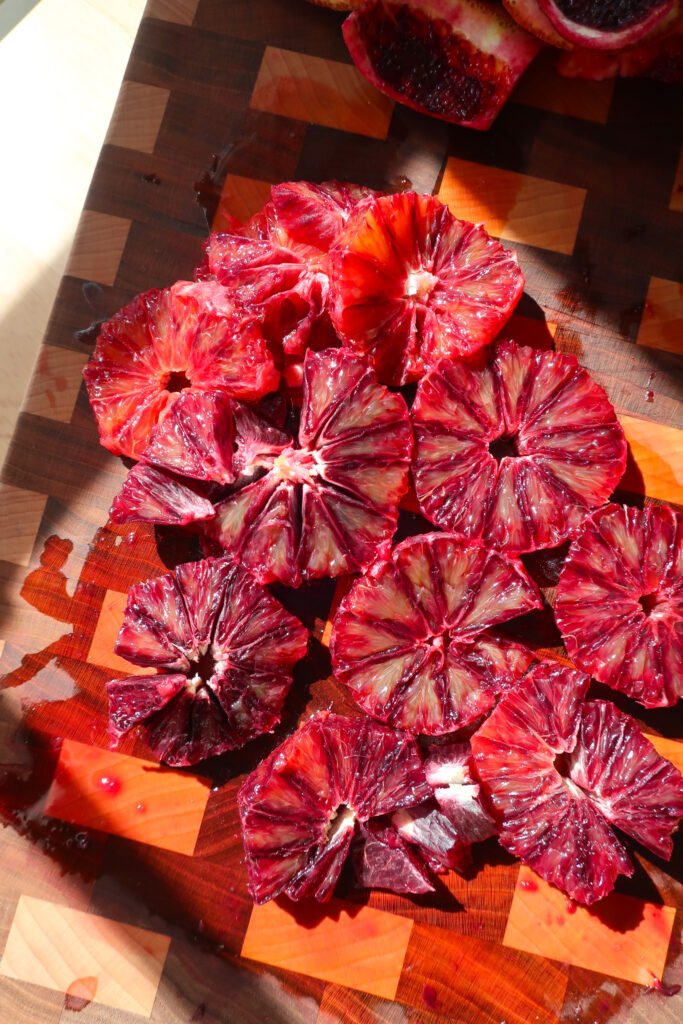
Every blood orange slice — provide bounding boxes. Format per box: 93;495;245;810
330;532;540;734
328;192;524;385
538;0;674;49
471;660;683;903
238;710;431;903
343;0;542;130
411;340;627;553
199;181;377;383
107;556;308;766
423;741;496;844
83;281;278;458
555;503;683;708
502;0;573;47
203;347;412;586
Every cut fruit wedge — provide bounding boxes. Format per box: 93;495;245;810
107;556;308;766
330;532;540;734
343;0;542;130
471;660;683;904
328;192;524;385
83;281;278;459
538;0;674;50
238;710;431;903
503;0;572;48
411;340;627;554
198;181;377;384
555;503;683;708
203;347;413;587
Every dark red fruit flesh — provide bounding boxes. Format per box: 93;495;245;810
343;0;542;130
555;503;683;708
411;341;627;554
108;557;308;766
539;0;673;47
203;347;413;587
330;532;540;734
238;711;432;903
471;660;683;904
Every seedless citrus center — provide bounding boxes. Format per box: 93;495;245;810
184;646;229;694
325;804;356;843
405;268;439;300
639;589;669;620
165;370;192;394
489;434;519;461
271;446;321;484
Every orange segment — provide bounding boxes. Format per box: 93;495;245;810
504;865;676;986
44;738;210;854
241;897;413;999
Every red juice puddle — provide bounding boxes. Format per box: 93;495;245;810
649;973;681;997
64;976;98;1012
422;984;439;1010
520;878;537;892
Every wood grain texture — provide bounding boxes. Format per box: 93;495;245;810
0;0;682;1022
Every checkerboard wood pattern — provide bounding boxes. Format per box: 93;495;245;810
0;1;682;1021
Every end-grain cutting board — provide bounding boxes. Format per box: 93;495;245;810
0;1;682;1022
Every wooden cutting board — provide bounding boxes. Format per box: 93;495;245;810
0;1;682;1021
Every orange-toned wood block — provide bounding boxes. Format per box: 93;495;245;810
0;484;48;567
44;738;210;855
619;415;683;506
0;895;170;1016
86;588;147;677
320;575;354;648
504;865;676;986
105;81;170;154
241;898;413;1000
636;277;683;354
250;47;394;141
213;174;273;232
145;0;199;24
317;983;443;1024
671;148;683;212
66;211;131;287
645;734;683;774
511;49;614;124
438;157;585;256
23;346;88;424
396;920;567;1024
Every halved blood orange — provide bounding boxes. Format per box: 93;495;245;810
107;556;308;766
83;281;278;458
328;192;524;385
330;532;540;734
555;503;683;708
471;660;683;904
202;347;413;587
343;0;542;130
411;340;627;553
238;710;431;903
199;181;377;383
538;0;674;49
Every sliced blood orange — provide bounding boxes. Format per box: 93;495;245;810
423;741;496;844
199;181;377;384
203;347;412;587
538;0;674;49
238;710;431;903
83;281;278;459
330;532;540;734
107;556;308;766
353;819;436;894
328;192;524;385
411;340;627;554
555;503;683;708
471;660;683;904
343;0;542;130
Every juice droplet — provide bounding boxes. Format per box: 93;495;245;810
422;984;439;1009
649;973;681;996
565;898;577;914
136;802;146;814
95;774;121;796
645;390;654;402
520;878;538;892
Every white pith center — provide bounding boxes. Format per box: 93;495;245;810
272;445;321;485
404;268;438;301
325;805;356;843
184;644;230;694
